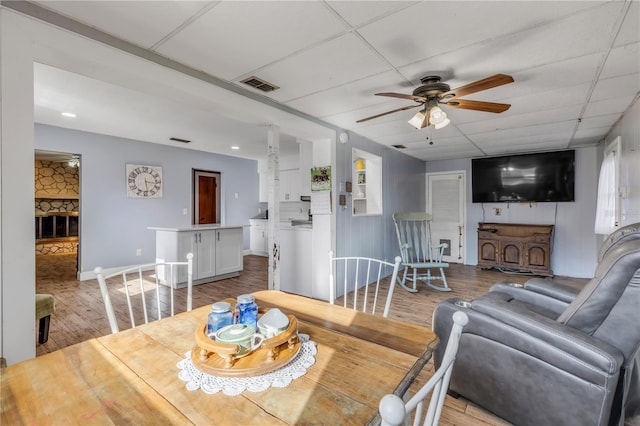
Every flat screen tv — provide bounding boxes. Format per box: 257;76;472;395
472;150;575;203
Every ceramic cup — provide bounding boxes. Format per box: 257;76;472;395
212;324;264;358
257;308;289;338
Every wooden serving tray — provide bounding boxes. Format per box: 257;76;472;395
191;314;300;377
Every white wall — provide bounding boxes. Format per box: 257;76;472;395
35;124;260;276
426;146;600;278
0;9;38;364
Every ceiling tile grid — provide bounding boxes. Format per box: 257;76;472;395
24;0;640;162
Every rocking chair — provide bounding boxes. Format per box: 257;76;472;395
393;212;450;292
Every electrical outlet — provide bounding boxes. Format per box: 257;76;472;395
182;208;188;216
136;248;142;256
234;192;239;199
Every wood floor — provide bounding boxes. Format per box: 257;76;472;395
35;253;588;425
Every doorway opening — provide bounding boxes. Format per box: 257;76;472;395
426;171;466;264
34;150;81;281
193;169;221;224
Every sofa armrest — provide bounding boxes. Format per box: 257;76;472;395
523;278;581;303
490;282;568;317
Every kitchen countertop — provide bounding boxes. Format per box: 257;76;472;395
148;224;247;232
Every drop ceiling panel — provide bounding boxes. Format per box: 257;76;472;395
482;138;575;156
34;1;207;48
601;43;640;78
614;1;640;46
285;71;409;118
254;33;391;103
326;1;414;27
578;114;620;130
584;96;637;117
398;3;622;88
358;1;604;68
375;126;465;148
590;74;640;102
459;105;583;135
471;121;576;146
412;144;485;161
155;1;347;81
497;83;593;116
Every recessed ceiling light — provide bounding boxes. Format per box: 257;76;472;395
61;112;76;118
231;146;240;150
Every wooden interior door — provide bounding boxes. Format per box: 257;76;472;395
198;175;216;224
194;170;220;224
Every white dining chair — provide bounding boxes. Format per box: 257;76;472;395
328;250;402;318
379;311;469;426
94;253;193;334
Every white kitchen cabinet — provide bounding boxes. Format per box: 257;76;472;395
215;228;243;275
177;229;216;280
279;225;312;297
280;169;300;202
150;225;244;287
249;219;268;256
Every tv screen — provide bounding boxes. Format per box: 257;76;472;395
472;150;575;203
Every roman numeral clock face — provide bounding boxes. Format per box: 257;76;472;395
126;164;163;198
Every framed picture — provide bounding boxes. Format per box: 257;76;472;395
311;166;331;192
357;173;366;184
126;164;163;198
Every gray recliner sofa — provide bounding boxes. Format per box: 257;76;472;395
432;233;640;426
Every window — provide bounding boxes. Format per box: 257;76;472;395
595;137;621;235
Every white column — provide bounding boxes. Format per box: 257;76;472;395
310;136;336;301
267;126;280;290
0;10;37;364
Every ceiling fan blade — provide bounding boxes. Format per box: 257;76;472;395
443;99;511;113
356;104;423;123
441;74;514;99
375;92;426;102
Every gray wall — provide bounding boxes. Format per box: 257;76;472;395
335;132;426;263
426;147;600;278
35;124;260;275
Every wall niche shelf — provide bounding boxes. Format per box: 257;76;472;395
352;148;382;216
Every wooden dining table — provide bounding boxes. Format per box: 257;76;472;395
1;290;437;425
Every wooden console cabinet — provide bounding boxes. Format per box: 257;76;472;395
477;222;554;277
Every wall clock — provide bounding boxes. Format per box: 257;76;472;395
126;164;163;198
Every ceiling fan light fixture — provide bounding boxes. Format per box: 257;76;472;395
408;110;428;129
434;117;451;129
430;105;448;122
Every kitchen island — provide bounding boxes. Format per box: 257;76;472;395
149;224;246;287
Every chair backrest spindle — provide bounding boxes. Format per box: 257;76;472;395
94;253;193;334
379;311;468;426
329;251;402;318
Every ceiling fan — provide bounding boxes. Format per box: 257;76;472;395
357;74;514;130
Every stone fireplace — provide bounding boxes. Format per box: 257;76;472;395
35;159;79;255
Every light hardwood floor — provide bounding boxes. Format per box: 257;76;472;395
36;253;588;425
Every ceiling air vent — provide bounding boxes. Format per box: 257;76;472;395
241;76;279;92
392;144;407;149
170;137;191;143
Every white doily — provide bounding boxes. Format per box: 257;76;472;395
177;333;316;396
